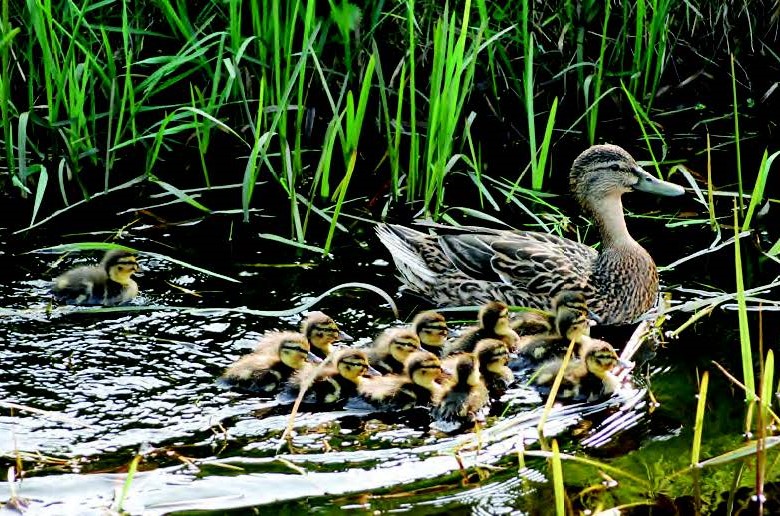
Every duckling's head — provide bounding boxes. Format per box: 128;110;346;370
405;351;442;388
277;334;312;370
388;329;421;363
479;301;511;335
554;305;592;342
451;353;482;389
583;341;620;378
570;144;685;211
473;339;510;375
412;311;449;349
102;250;139;285
552;291;587;312
336;349;371;383
302;311;349;355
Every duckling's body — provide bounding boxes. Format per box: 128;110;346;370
376;145;685;325
359;351;443;410
219;332;311;395
515;292;593;363
412;311;449;356
473;339;513;399
51;249;140;306
534;338;621;401
367;328;421;374
511;291;590;336
433;353;489;423
300;311;351;360
291;349;372;405
442;301;519;356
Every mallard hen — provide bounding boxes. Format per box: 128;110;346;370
376;144;685;325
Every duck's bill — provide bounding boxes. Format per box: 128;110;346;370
365;365;382;377
307;352;324;363
338;330;354;342
587;309;602;324
633;168;686;196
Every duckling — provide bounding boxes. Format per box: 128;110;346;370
219;332;311;395
359;350;444;410
432;352;489;424
291;348;373;405
301;311;352;360
534;338;621;401
411;310;449;356
366;328;421;374
515;301;593;363
511;291;590;336
51;249;140;306
442;301;519;356
473;339;514;398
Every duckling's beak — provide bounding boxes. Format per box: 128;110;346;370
633;167;686;196
365;365;382;377
618;358;634;369
307;352;323;363
587;309;602;324
338;330;353;342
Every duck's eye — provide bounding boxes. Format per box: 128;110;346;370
610;164;621;172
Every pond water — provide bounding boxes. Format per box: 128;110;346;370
1;186;778;514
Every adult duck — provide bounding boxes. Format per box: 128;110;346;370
376;144;685;325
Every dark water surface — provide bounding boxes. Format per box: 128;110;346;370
1;188;778;514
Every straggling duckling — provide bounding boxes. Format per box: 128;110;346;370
472;339;513;399
367;328;422;374
511;291;590;336
432;353;489;424
51;249;140;306
442;301;519;356
359;350;444;410
534;338;621;402
411;311;449;356
290;348;373;405
219;332;312;395
301;311;352;360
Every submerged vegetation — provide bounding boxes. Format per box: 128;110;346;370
1;0;779;513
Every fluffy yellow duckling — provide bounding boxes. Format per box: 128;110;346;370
219;332;312;394
290;348;373;405
511;291;590;336
472;339;514;399
442;301;519;356
359;350;444;410
432;353;489;423
515;302;593;362
411;311;449;356
51;249;140;306
367;328;421;374
534;338;621;401
300;311;352;360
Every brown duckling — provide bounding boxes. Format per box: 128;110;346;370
511;291;590;336
412;311;449;356
367;328;422;374
219;332;312;395
432;353;489;424
359;350;444;410
514;302;593;363
300;311;352;360
442;301;519;356
291;348;373;405
51;249;140;306
473;339;513;399
534;338;621;401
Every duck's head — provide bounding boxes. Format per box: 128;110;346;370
405;350;443;389
102;250;139;285
570;144;685;212
336;349;371;383
480;301;511;335
451;353;482;389
583;341;620;378
553;292;593;341
473;338;510;375
302;311;351;356
277;334;312;369
412;311;449;349
388;329;422;363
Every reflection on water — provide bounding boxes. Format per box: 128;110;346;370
0;219;772;514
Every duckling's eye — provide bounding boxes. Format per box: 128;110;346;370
610;164;621;172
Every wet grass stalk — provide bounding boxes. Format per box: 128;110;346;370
706;133;717;231
0;0;18;186
586;1;611;145
730;54;744;214
691;371;709;514
551;439;566;516
405;0;419;202
114;452;141;513
742;149;780;231
733;202;755;398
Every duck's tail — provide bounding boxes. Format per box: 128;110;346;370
375;224;438;294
